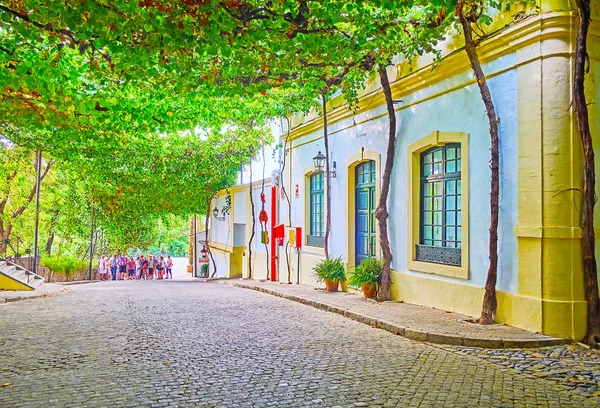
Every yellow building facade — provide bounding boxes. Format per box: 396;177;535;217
206;1;600;340
206;180;275;281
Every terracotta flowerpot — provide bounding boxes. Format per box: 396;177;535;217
187;265;193;273
362;283;377;299
325;280;339;292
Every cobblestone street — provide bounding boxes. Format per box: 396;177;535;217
1;281;599;407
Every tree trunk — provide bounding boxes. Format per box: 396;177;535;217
209;238;217;277
0;153;51;258
322;93;332;259
207;196;218;277
45;209;59;256
376;65;397;301
45;232;54;256
56;240;63;257
202;210;209;276
0;222;10;255
574;0;600;347
457;3;500;325
248;156;256;278
282;118;293;284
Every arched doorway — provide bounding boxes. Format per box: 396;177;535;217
355;160;377;265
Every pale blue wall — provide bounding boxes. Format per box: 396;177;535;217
389;58;519;293
287;53;520;295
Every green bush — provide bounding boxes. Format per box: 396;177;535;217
40;256;88;276
313;257;346;283
348;257;383;289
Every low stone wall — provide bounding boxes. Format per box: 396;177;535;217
36;266;100;283
10;256;99;282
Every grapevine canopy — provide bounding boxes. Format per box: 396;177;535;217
0;0;456;219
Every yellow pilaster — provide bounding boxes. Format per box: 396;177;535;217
514;11;587;340
209;242;244;278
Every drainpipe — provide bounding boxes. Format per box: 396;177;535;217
273;124;286;283
285;123;300;285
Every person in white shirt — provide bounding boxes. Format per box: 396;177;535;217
147;256;155;279
98;255;106;280
165;256;173;279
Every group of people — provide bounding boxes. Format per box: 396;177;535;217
97;254;174;281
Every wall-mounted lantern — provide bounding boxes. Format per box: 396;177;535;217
313;151;336;178
213;206;226;221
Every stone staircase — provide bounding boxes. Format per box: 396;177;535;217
0;259;44;291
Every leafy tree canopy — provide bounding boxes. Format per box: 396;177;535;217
0;0;457;224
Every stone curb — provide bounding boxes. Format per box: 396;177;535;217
194;277;233;282
232;283;572;349
61;280;102;286
0;286;67;304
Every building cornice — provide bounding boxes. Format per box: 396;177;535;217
286;11;590;143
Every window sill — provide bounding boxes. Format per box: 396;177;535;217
415;245;461;266
407;259;469;280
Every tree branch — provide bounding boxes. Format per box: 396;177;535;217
11;159;53;219
0;45;14;55
0;4;78;45
0;4;114;69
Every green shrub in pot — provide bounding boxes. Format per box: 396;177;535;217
313;257;346;291
348;257;383;299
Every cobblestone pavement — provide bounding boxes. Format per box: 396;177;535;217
229;280;565;347
0;281;599;407
436;344;600;398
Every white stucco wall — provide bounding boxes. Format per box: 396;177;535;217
233;191;247;224
211;194;231;246
286;54;520;295
213;254;228;278
206;51;529;294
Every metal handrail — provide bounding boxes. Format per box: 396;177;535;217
0;256;31;284
3;235;29;258
3;235;34;281
1;251;37;285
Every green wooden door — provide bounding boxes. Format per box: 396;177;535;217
355;161;376;265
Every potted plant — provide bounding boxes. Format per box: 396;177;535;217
201;263;209;277
313;257;346;292
348;257;383;299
